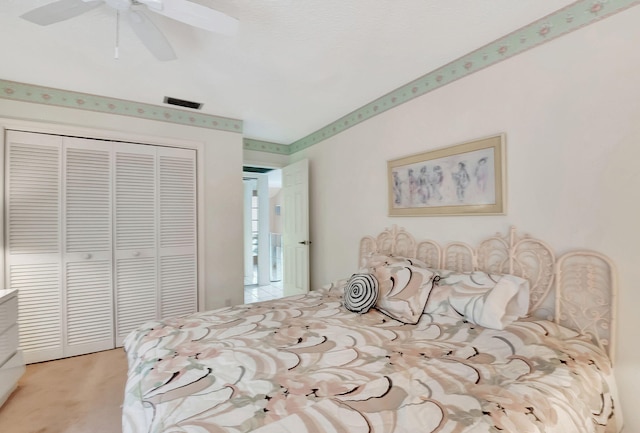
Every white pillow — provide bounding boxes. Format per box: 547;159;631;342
424;271;529;330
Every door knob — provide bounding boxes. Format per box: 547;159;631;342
298;241;312;245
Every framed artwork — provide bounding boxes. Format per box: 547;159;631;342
388;134;506;216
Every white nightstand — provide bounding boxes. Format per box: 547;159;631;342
0;289;25;407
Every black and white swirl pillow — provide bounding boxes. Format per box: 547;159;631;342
343;273;379;313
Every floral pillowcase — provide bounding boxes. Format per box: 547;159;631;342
361;254;438;324
324;253;530;329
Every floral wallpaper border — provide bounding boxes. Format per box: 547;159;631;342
1;0;638;154
284;0;640;155
0;79;243;134
243;138;290;155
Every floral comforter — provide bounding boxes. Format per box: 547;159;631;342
122;291;619;433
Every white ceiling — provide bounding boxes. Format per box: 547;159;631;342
2;0;577;144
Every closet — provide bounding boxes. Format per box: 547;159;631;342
5;130;198;363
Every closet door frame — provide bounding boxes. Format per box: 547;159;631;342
1;118;206;313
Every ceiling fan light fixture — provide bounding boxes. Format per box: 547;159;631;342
164;96;203;110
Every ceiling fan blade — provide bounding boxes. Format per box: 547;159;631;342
140;0;238;35
128;10;177;61
20;0;103;26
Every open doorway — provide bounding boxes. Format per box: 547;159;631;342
243;167;284;303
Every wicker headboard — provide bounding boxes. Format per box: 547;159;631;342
359;225;618;362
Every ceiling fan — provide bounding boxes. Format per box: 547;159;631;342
20;0;239;61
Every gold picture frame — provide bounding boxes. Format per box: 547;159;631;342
388;134;506;216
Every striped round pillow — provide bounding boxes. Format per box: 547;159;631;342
343;273;379;313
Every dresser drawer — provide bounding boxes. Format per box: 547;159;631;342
0;324;19;367
0;294;18;335
0;350;25;408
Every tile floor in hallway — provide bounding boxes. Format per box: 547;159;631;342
244;281;284;303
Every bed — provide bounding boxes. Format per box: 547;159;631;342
122;226;621;433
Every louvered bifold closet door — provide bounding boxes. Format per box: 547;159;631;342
158;147;197;319
62;138;114;357
114;143;158;346
5;131;63;364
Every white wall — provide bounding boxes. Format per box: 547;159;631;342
291;7;640;432
0;99;245;311
244;148;289;169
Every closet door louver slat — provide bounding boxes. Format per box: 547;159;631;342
10;263;61;360
115;153;156;250
65;261;112;354
160;255;196;318
114;145;158;345
158;149;197;319
8;142;60;255
6;131;63;363
5;131;199;361
160;155;196;248
65;148;111;252
63;141;114;357
115;257;157;340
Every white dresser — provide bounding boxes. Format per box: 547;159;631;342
0;289;25;407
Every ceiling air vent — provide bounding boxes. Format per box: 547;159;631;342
163;96;203;110
243;166;273;174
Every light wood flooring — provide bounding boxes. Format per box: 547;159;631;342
0;348;127;433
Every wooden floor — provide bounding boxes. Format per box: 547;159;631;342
0;348;127;433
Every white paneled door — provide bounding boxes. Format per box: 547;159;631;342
5;130;198;363
282;159;309;296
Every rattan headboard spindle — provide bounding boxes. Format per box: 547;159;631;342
359;225;617;362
